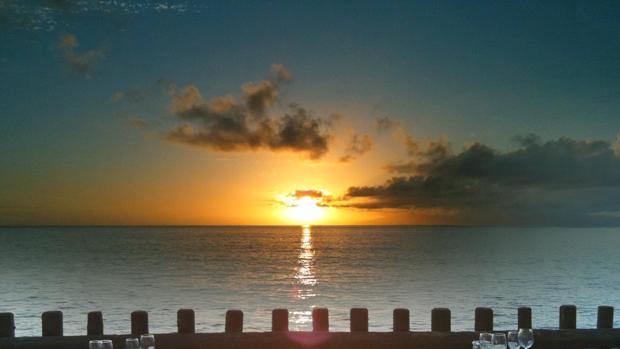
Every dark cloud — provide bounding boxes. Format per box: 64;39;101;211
57;34;104;76
275;105;331;159
164;68;333;159
242;80;278;116
342;135;620;225
166;104;330;159
339;132;373;162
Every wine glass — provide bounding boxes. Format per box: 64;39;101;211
89;340;101;349
479;333;494;349
125;338;140;349
507;331;519;349
492;333;507;349
140;334;155;349
518;328;534;349
100;339;113;349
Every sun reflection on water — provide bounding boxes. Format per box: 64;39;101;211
294;225;317;295
291;225;317;328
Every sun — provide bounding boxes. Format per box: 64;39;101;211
283;196;325;225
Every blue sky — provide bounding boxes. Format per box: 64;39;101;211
1;0;619;225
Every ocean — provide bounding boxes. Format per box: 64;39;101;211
0;225;618;336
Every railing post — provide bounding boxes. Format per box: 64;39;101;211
518;307;532;329
131;310;149;335
393;308;410;332
272;309;288;332
431;308;451;332
350;308;368;332
312;308;329;332
0;313;15;337
597;306;613;329
225;310;243;333
475;307;493;332
177;309;195;334
559;305;577;329
87;311;103;336
42;311;63;336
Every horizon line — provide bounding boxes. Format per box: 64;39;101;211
1;223;618;228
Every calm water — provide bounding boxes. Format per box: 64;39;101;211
0;226;619;336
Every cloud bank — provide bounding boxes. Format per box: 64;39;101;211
342;134;620;225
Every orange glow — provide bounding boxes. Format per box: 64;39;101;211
4;148;398;225
282;196;325;225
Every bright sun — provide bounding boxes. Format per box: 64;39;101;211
284;196;325;225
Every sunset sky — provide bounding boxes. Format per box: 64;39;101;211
1;0;619;225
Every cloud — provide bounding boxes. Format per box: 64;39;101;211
276;189;334;207
1;1;202;32
166;104;331;159
292;189;326;199
169;80;277;118
341;135;620;225
41;0;75;11
347;133;373;155
375;116;399;132
324;113;344;127
242;80;278;115
111;89;144;104
57;34;104;76
339;132;373;162
271;63;292;82
163;66;334;159
385;137;451;172
57;33;77;49
123;115;148;129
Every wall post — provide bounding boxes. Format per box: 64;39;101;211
41;311;63;337
131;311;149;335
393;308;410;332
87;311;103;336
431;308;451;332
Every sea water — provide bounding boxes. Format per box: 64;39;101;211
0;225;618;336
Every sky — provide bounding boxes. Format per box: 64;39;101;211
0;0;619;225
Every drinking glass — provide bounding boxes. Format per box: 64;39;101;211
507;331;519;349
492;333;507;349
125;338;140;349
89;340;101;349
472;340;481;349
100;339;113;349
140;334;155;349
479;333;494;349
517;328;534;349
